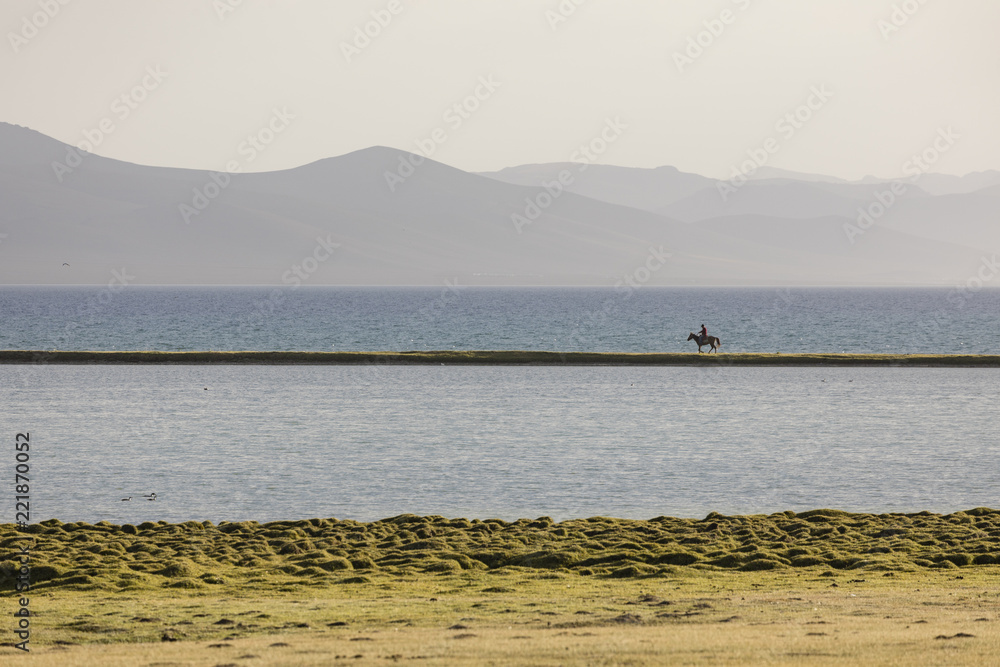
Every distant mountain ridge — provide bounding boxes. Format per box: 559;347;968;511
0;122;997;286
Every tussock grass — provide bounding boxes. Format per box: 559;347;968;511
5;511;1000;663
6;509;1000;598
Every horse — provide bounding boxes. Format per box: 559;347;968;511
688;332;721;353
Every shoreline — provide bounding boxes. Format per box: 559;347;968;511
2;350;1000;366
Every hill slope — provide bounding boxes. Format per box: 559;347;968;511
0;123;992;285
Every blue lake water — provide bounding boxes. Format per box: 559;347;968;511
1;285;998;353
3;364;998;524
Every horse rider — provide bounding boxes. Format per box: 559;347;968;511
698;324;708;345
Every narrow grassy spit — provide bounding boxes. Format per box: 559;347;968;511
2;350;1000;365
3;510;1000;664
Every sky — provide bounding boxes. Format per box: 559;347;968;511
2;0;998;180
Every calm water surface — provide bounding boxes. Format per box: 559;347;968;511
1;286;998;353
4;364;998;524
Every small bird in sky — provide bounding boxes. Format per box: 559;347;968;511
62;262;70;266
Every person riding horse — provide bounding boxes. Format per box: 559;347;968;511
688;326;720;353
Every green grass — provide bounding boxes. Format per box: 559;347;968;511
5;509;1000;601
3;350;1000;365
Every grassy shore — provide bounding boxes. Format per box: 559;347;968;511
3;350;1000;366
3;510;1000;664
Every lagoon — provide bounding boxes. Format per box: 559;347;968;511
4;364;998;525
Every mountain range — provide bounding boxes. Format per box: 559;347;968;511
1;122;997;286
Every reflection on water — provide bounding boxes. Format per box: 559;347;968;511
4;364;998;524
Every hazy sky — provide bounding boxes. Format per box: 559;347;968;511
2;0;998;179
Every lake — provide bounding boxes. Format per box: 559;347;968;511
1;285;998;353
5;364;998;524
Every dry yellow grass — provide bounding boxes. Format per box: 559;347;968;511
4;569;1000;665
